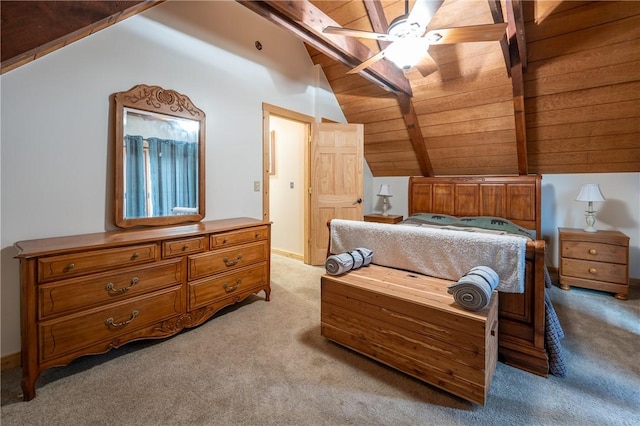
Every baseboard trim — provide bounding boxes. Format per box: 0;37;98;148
271;249;303;261
2;352;20;371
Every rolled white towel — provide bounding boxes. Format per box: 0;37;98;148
325;253;354;275
325;248;373;275
447;266;499;311
355;248;373;266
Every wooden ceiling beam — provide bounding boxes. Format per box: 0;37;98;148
1;1;162;74
397;92;435;177
488;0;511;76
237;0;412;96
511;0;527;70
363;0;392;50
506;0;528;175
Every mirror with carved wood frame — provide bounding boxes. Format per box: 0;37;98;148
114;84;205;228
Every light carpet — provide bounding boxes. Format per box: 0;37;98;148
2;254;639;425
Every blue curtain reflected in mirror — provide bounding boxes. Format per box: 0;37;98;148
125;135;146;218
148;138;198;217
124;135;198;218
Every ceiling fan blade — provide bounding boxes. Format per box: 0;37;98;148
415;51;438;77
323;26;399;42
347;49;389;74
407;0;444;30
426;23;507;44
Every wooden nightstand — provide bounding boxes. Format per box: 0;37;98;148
364;214;403;224
558;227;630;300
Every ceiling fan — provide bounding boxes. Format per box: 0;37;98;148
323;0;507;77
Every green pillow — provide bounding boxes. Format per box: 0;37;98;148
457;216;534;239
406;213;459;226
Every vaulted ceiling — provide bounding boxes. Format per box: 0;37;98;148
3;1;638;176
239;0;529;177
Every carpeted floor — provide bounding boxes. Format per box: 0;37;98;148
2;254;639;425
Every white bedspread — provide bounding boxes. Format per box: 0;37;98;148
330;219;528;293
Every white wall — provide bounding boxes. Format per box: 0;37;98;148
541;173;639;276
370;173;640;278
0;1;345;357
365;176;409;218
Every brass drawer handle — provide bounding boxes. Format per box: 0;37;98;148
131;252;140;260
588;248;597;255
105;309;139;328
222;238;228;244
223;279;242;293
589;268;597;274
105;277;139;294
223;254;242;266
65;263;75;271
182;244;189;251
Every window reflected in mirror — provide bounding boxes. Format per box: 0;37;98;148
114;85;205;228
123;108;199;219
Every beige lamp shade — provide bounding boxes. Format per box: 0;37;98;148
576;184;605;202
377;184;393;197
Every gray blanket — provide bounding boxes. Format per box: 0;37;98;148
330;219;528;293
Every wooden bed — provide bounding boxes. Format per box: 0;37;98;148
407;175;548;376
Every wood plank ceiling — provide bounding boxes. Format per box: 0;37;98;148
0;1;161;73
2;1;638;176
240;0;639;176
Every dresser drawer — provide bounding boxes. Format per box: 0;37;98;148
210;226;268;248
189;263;268;310
38;259;183;320
189;240;269;280
162;236;207;258
561;258;628;284
561;241;627;264
38;244;158;283
39;286;183;363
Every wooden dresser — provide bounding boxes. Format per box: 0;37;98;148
15;217;271;401
558;227;629;300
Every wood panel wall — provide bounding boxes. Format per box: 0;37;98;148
524;1;640;173
309;0;639;177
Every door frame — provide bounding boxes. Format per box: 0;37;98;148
262;103;314;264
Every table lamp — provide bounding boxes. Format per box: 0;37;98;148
576;183;605;232
377;184;393;216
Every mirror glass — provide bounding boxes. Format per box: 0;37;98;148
114;85;205;228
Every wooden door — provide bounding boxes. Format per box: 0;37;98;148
309;123;364;265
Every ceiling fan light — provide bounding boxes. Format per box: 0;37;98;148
385;38;429;70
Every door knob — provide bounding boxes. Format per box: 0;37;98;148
353;198;363;205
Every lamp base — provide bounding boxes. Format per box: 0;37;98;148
381;197;389;216
584;210;597;232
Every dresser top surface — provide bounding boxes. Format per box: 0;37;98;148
15;217;269;258
558;227;629;244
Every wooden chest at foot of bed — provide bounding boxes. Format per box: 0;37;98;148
320;264;498;406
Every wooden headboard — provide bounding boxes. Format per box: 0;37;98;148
408;175;542;238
